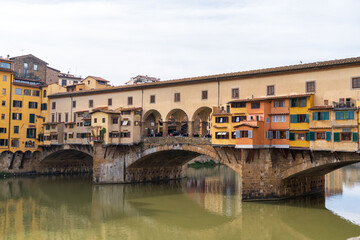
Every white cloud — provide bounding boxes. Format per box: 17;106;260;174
1;0;360;84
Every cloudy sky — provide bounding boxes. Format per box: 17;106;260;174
1;0;360;85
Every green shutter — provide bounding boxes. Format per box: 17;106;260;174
353;132;358;142
336;111;344;120
29;114;35;123
348;111;354;120
290;115;298;123
81;133;85;138
326;131;331;141
305;114;309;123
289;133;295;141
26;129;30;138
334;132;340;142
324;111;329;120
313;112;318;121
305;132;310;141
309;131;315;141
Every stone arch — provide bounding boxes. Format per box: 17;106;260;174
39;149;93;173
143;109;163;137
191;106;212;137
165;109;189;136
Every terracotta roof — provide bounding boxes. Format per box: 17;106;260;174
75;110;90;113
234;122;259;128
309;106;333;110
47;66;60;72
213;125;228;129
92;106;108;111
229;93;313;103
85;76;109;82
91;109;120;114
49;56;360;99
212;113;232;116
116;107;142;111
0;58;12;62
12;82;42;88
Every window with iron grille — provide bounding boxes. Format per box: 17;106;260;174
174;93;180;102
267;85;274;96
352;77;360;89
306;81;315;92
231;88;239;99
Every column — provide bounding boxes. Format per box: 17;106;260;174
200;121;208;136
188;121;194;138
163;122;168;137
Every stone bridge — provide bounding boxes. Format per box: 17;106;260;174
1;137;360;201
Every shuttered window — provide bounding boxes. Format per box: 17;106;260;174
352;132;358;142
29;114;35;123
326;131;331;141
334;132;340;142
289;133;295;141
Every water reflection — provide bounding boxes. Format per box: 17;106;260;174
0;166;359;239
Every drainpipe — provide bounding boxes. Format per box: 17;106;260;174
140;88;144;141
7;71;13;151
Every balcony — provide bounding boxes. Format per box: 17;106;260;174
332;99;356;110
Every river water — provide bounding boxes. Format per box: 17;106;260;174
1;164;360;240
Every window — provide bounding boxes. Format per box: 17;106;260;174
0;128;6;133
147;95;155;104
51;114;55;123
52;102;56;110
24;89;31;96
121;120;131;126
108;98;112;106
1;101;5;106
32;90;40;96
0;62;11;69
232;116;246;123
202;90;208;100
26;128;36;138
121;132;131;138
174;93;180;102
352;77;360;89
61;79;67;86
29;114;35;123
15;88;22;95
112;117;118;124
215;117;229;123
306;81;315;92
312;111;330;121
299;98;307;107
3;75;6;81
215;132;230;139
341;132;352;141
65;113;68;122
13;100;22;108
58;113;62;122
41;103;47;110
316;132;326;140
2;88;5;95
274;100;285;107
231;88;239;99
89;100;93;108
12;113;22;120
238;130;249;138
34;64;38;71
267;85;274;96
24;63;28;75
251;102;260;109
290;114;309;123
1;114;4;120
335;111;354;120
28;102;38;109
70;100;75;108
271;130;288;139
43;90;47;98
0;139;8;146
231;102;246;108
272;115;286;122
94;118;97;123
127;96;133;105
14;126;19;134
102;118;106;123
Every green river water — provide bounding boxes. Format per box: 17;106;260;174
1;164;360;240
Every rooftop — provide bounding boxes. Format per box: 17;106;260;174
49;56;360;99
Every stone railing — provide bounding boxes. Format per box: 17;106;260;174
143;137;212;146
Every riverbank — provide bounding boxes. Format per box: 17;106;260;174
187;160;220;169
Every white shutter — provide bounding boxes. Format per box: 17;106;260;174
286;131;290;139
270;131;273;139
235;130;240;138
276;131;280;139
248;130;253;139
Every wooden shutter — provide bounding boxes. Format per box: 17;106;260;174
326;131;331;141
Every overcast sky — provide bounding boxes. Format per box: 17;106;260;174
1;0;360;85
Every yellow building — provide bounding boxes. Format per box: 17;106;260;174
82;76;110;90
9;77;46;152
0;58;13;151
289;94;314;149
